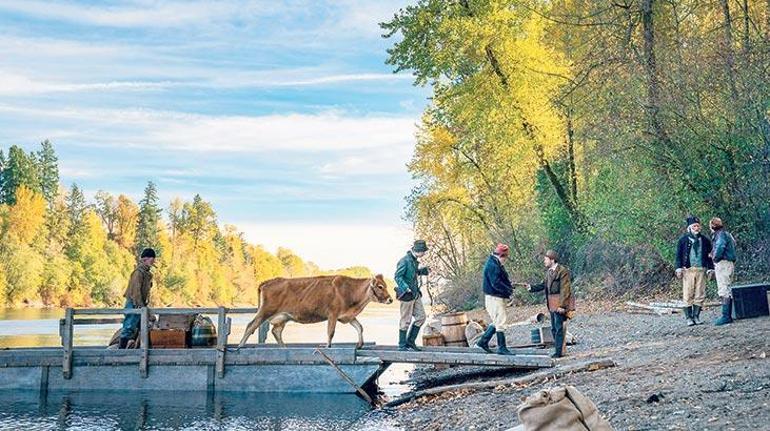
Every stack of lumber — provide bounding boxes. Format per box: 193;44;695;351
624;300;720;316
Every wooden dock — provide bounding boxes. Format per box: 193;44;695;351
0;307;554;394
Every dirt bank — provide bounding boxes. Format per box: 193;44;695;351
354;301;770;430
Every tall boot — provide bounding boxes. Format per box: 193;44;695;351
118;337;129;349
475;325;496;353
398;329;408;351
692;305;703;325
715;297;733;326
684;306;696;326
406;324;422;351
496;331;512;355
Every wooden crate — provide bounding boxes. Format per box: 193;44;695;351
150;329;188;348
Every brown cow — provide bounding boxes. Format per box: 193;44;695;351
237;274;393;349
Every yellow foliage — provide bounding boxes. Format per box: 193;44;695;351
5;186;46;244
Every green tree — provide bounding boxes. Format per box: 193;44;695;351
64;184;88;260
37;140;59;207
134;181;162;257
1;146;41;205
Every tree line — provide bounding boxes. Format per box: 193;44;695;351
0;142;371;307
383;0;770;309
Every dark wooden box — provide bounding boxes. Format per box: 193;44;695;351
149;329;189;348
731;283;769;319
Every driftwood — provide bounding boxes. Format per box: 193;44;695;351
384;357;616;408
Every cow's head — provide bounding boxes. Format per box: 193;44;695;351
369;274;393;304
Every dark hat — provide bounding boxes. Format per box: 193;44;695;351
140;248;156;259
685;215;700;227
412;240;428;253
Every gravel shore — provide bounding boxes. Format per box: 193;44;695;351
353;300;770;430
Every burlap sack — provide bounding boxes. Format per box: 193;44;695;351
517;386;613;431
465;320;497;348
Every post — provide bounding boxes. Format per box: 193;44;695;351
216;307;227;379
62;308;74;379
140;307;149;378
258;322;269;344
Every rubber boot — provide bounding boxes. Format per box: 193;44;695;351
405;324;422;351
692;305;703;325
398;329;408;351
684;306;696;326
474;325;496;353
715;297;733;326
496;331;512;355
118;337;129;349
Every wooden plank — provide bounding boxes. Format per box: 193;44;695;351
356;349;553;368
140;307;149;378
216;307;227;378
72;307;260;316
362;345;546;355
229;342;375;349
62;308;73;379
385;357;616;408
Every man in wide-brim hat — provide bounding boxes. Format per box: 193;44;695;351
394;240;430;350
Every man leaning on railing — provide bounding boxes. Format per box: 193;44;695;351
119;248;156;349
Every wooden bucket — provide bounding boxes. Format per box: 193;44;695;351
440;312;468;346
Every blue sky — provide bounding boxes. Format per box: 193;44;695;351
0;0;426;273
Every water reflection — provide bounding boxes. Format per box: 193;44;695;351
0;389;390;431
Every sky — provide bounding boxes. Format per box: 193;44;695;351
0;0;427;275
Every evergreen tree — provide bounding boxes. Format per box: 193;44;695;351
0;149;6;203
134;181;162;257
37;140;59;207
2;146;41;205
64;184;88;259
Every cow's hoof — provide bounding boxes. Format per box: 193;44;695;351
355;344;364;350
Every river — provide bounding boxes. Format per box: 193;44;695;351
0;304;411;430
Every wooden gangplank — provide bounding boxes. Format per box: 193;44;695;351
356;348;554;368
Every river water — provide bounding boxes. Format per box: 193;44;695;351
0;304;411;430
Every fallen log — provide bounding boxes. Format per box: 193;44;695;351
384;357;616;408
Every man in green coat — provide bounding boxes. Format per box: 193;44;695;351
395;240;430;351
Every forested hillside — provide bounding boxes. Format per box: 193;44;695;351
0;142;371;307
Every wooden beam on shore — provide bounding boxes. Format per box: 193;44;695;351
356;349;553;368
384;357;616;408
361;345;547;356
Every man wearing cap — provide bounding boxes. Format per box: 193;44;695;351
527;250;573;358
119;248;156;349
394;240;430;351
709;217;737;326
475;243;515;355
675;216;714;326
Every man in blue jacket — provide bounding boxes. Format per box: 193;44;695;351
395;240;430;350
475;243;515;355
709;217;737;326
675;216;714;326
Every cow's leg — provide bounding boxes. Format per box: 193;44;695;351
237;310;269;349
326;316;338;348
349;318;364;349
270;314;290;346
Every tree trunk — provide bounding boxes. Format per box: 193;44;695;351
641;0;670;146
719;0;740;105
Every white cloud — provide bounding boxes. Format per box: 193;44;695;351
0;0;248;28
238;222;414;275
0;104;418;154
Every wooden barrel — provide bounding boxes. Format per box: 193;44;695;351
422;333;445;347
441;312;469;327
440;312;468;346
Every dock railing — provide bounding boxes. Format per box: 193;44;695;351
59;307;263;380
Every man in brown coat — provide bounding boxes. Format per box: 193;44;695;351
527;250;573;358
119;248;156;349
